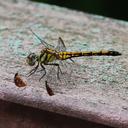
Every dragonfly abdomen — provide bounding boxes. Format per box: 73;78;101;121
58;50;121;60
82;50;121;56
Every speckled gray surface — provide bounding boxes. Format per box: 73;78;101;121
0;0;128;128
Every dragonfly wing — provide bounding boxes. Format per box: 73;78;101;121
29;28;54;48
55;37;66;52
56;37;75;63
45;59;87;90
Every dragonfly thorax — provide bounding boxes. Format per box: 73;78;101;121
40;48;58;63
41;48;57;54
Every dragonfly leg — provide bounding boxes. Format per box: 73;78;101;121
44;63;62;79
39;62;46;81
27;63;39;77
69;58;75;63
37;68;45;73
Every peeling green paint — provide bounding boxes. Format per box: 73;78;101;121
0;36;5;54
91;28;101;33
7;36;26;57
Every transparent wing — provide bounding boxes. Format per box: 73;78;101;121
29;28;54;48
55;37;66;52
55;37;75;63
44;59;87;94
30;29;66;51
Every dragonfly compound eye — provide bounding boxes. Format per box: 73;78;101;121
26;53;37;66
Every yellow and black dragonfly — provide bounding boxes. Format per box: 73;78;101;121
26;29;121;81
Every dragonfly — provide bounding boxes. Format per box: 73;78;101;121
26;29;121;81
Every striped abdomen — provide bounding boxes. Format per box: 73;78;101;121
58;50;121;60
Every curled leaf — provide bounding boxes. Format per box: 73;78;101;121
45;81;54;96
14;73;27;87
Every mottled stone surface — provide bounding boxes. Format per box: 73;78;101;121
0;0;128;128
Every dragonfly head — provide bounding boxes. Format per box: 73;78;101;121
26;53;38;66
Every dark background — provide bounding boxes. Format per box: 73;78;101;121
31;0;128;21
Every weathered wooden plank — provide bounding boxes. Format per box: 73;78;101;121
0;0;128;128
